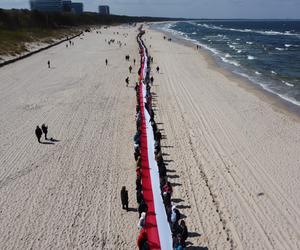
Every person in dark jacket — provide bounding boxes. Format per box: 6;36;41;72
150;76;154;85
129;65;133;73
136;190;144;204
47;60;50;68
178;220;188;246
41;123;48;140
137;229;149;250
125;77;129;87
120;186;129;211
35;126;42;143
138;199;148;218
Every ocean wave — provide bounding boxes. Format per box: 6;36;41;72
282;81;294;87
229;44;236;49
246;41;253;45
221;57;240;67
237;50;242;53
275;47;285;51
192;32;197;35
284;44;299;48
255;71;262;75
233;70;300;106
247;55;255;60
196;23;300;37
225;53;232;58
271;70;277;75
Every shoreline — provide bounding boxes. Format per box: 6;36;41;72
150;24;300;122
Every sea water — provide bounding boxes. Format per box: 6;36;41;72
155;20;300;106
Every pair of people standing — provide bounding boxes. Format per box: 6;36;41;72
35;124;48;143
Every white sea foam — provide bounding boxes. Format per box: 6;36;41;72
271;70;277;75
246;41;253;45
225;53;232;58
247;55;255;60
195;23;300;37
192;32;197;35
237;50;242;53
275;47;285;51
282;81;294;87
255;71;262;75
221;57;240;67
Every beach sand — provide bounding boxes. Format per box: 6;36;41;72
0;24;299;249
144;28;300;249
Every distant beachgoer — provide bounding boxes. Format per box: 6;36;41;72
134;59;136;65
120;186;129;211
105;59;108;66
35;126;42;143
47;60;50;68
129;65;133;73
156;66;160;73
135;82;139;92
66;44;68;48
150;76;154;85
41;123;48;140
125;77;129;87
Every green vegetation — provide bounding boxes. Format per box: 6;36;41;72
0;8;180;58
0;28;77;57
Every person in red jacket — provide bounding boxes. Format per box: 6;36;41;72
137;228;149;250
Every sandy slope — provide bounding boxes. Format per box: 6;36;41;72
143;28;300;249
0;26;139;249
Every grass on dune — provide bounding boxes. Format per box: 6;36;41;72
0;28;77;58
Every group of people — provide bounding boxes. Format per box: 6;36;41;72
133;32;189;250
35;124;48;143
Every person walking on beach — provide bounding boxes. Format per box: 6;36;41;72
120;186;129;211
150;76;154;85
105;59;108;66
134;58;136;65
47;60;51;68
129;65;133;74
41;124;48;140
125;77;129;87
35;126;42;143
156;66;160;73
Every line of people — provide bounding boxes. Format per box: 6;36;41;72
134;32;189;250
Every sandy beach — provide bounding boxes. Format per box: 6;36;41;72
0;24;299;249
